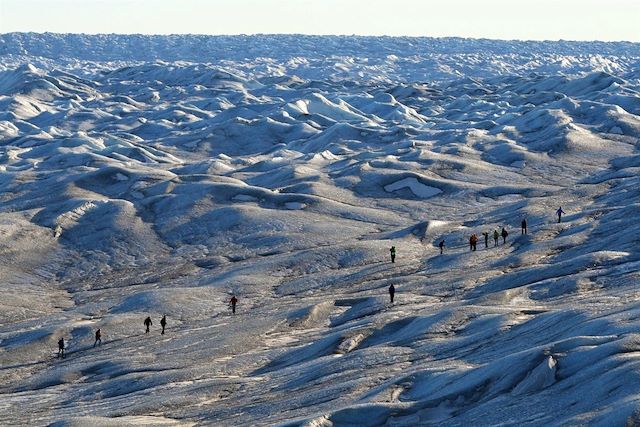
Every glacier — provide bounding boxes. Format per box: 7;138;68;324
1;33;640;426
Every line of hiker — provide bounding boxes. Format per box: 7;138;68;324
144;314;169;334
462;208;566;255
468;227;508;251
390;208;568;262
56;294;242;359
383;207;568;311
389;225;515;259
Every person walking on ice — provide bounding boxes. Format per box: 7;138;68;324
438;239;445;255
501;227;509;244
94;329;101;347
556;207;565;223
144;316;152;334
482;231;489;248
388;284;395;303
57;337;65;358
493;229;499;247
229;295;238;314
521;218;527;234
470;234;478;251
389;246;396;263
160;315;167;335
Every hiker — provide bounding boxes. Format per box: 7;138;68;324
144;316;152;334
556;207;565;223
470;234;478;251
58;337;65;358
482;231;489;248
390;246;396;263
521;218;527;234
438;239;445;255
501;227;509;244
160;315;167;335
94;329;101;347
388;284;395;303
230;295;238;314
493;229;499;247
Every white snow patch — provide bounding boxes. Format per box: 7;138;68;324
336;332;367;354
384;178;442;198
285;202;307;210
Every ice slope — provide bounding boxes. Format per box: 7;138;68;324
1;34;640;426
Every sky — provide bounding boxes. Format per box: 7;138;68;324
1;0;639;42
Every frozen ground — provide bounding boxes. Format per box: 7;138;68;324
1;34;640;426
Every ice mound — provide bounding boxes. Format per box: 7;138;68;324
287;93;370;123
511;355;557;395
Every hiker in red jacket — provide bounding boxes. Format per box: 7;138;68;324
470;234;478;251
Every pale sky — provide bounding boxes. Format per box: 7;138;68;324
1;0;638;41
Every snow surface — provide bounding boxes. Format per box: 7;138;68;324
1;33;640;426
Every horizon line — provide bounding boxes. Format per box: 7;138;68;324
2;31;639;44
